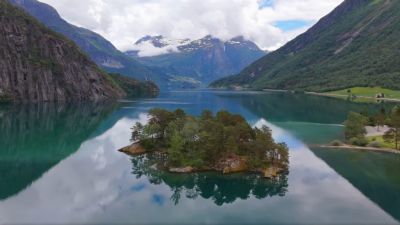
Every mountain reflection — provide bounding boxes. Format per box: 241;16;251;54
0;102;117;200
130;154;288;206
312;148;400;222
220;92;394;124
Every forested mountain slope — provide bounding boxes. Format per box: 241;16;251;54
211;0;400;92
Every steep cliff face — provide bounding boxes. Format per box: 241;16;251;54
8;0;169;90
0;0;125;102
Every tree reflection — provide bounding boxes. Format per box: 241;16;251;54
130;153;288;205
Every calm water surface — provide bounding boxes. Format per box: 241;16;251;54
0;91;399;224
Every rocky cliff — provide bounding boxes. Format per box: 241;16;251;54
8;0;170;90
0;0;125;102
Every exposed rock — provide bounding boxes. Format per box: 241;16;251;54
221;156;248;174
263;166;281;179
119;143;147;155
169;166;194;173
0;1;125;102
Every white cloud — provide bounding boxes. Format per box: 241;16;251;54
132;42;180;57
39;0;343;52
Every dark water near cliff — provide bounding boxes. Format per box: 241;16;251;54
0;91;399;224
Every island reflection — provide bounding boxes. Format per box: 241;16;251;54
129;153;289;206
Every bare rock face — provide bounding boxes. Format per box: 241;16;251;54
263;166;282;178
0;1;125;102
221;156;248;174
119;143;147;155
169;167;194;173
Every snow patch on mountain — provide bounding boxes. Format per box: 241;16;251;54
130;35;263;57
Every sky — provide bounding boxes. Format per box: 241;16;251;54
39;0;343;54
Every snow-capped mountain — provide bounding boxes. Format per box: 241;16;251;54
127;35;191;57
125;35;267;88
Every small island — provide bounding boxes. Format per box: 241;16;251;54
119;108;289;178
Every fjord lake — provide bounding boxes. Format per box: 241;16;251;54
0;91;399;224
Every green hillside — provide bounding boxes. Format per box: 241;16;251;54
211;0;400;92
326;87;400;99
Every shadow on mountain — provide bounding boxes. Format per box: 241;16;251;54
311;148;400;222
130;154;288;206
220;92;394;124
0;102;117;200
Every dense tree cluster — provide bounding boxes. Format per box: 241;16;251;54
131;108;289;169
383;107;400;149
344;112;368;146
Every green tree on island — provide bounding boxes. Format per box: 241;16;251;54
374;107;386;132
128;108;289;176
383;106;400;150
344;112;368;146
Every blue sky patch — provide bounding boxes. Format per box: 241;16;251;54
151;194;166;206
131;183;146;192
275;20;312;31
258;0;274;9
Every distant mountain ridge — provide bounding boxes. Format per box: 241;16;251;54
127;35;267;87
211;0;400;92
10;0;266;89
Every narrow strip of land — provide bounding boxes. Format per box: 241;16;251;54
260;89;400;102
310;144;400;155
307;92;400;103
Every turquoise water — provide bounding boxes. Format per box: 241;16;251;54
0;91;399;224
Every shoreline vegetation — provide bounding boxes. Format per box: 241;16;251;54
119;108;289;178
308;93;400;103
266;86;400;103
274;87;400;103
322;105;400;154
308;88;400;103
214;86;400;103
